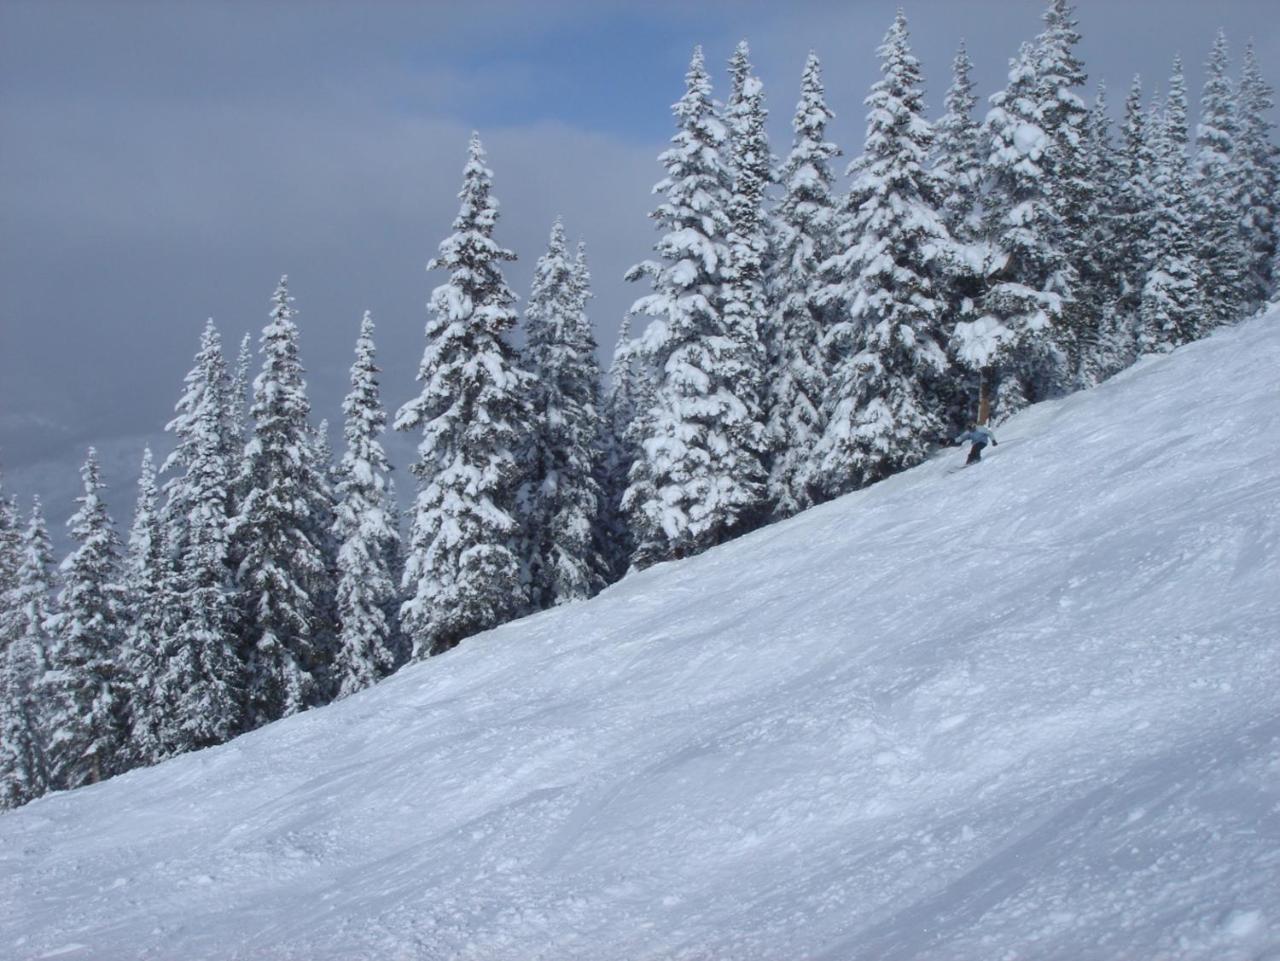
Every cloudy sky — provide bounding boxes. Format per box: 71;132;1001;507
1;0;1277;522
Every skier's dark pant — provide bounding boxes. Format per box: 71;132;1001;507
966;442;986;465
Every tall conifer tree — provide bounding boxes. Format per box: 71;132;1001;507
120;447;169;765
1195;31;1247;325
520;223;608;607
722;41;773;486
1116;75;1156;331
957;41;1072;420
45;451;127;789
1034;0;1095;384
599;316;647;577
234;278;329;722
624;47;768;563
1076;84;1127;382
815;11;949;493
157;322;244;748
766;52;840;517
0;474;20;651
0;501;55;808
333;312;401;696
395;134;530;657
933;42;983;245
1235;41;1278;310
1140;62;1206;350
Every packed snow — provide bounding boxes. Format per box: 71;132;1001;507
3;310;1279;959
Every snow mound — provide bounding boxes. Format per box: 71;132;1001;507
4;310;1280;960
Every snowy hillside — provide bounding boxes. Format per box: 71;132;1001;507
4;311;1280;960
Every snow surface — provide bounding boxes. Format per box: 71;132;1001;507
4;311;1280;960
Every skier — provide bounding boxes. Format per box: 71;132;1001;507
955;423;997;465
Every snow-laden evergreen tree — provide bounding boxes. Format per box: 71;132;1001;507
9;500;54;680
45;451;127;790
0;500;55;809
765;51;840;518
394;134;530;657
1115;75;1156;329
1076;83;1128;382
0;473;19;648
154;321;244;751
1194;30;1247;326
332;312;402;698
10;496;55;660
119;447;169;766
813;11;949;493
1236;42;1279;310
165;380;244;753
624;47;769;563
933;42;983;244
931;41;988;433
720;41;773;489
381;473;407;666
1033;0;1094;384
233;277;329;722
1140;63;1206;351
957;41;1072;421
520;223;608;608
307;418;341;699
228;331;254;512
161;320;234;561
598;315;647;577
231;332;253;433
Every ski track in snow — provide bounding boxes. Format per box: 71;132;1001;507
3;311;1280;960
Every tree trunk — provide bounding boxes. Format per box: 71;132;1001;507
977;369;992;426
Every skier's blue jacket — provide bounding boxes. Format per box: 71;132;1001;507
955;425;997;446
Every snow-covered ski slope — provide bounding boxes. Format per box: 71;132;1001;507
5;311;1280;961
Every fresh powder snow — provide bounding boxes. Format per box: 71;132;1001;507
2;310;1279;959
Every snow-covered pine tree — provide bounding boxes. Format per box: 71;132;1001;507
45;450;128;789
1115;75;1156;333
233;277;329;723
394;134;530;657
1140;62;1206;351
119;447;169;766
166;373;244;753
332;312;402;698
721;41;773;498
231;332;253;432
162;320;238;547
624;47;769;563
520;223;608;608
381;473;408;666
1194;30;1247;326
0;500;55;809
765;51;840;518
154;321;244;752
933;42;983;245
957;41;1072;421
522;227;606;603
812;11;949;493
1076;83;1128;382
228;331;254;513
1033;0;1095;386
9;500;55;682
931;41;988;434
1236;42;1279;310
307;418;341;699
0;472;19;648
598;315;648;577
